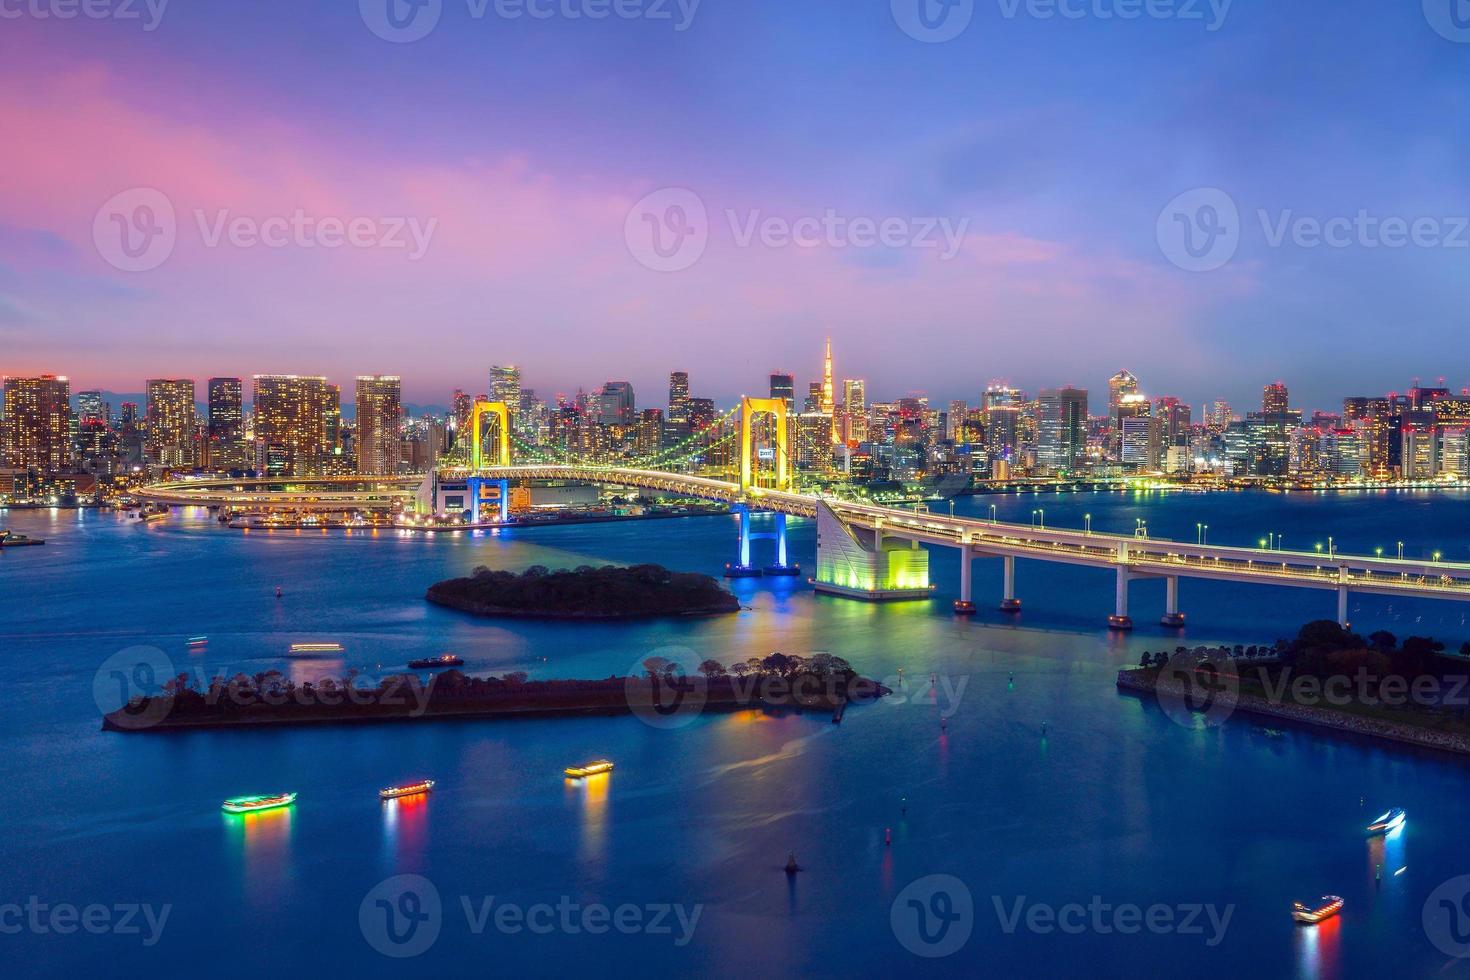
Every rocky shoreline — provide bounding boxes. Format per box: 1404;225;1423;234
1117;667;1470;757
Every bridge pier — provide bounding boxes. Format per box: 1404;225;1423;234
1000;555;1021;612
765;513;801;577
725;508;762;578
726;508;801;578
1337;585;1350;628
812;502;931;601
1108;567;1134;631
1160;576;1186;628
954;546;976;615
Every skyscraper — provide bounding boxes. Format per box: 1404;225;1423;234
842;379;867;443
2;375;72;473
206;378;245;471
770;372;795;407
145;379;196;467
667;371;690;438
598;381;636;426
252;375;331;476
355;375;403;475
1037;387;1089;473
1108;370;1139;459
490;365;521;408
77;390;108;428
1263;382;1289;414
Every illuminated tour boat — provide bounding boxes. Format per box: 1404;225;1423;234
380;780;435;801
1365;807;1405;835
564;761;614;779
1291;896;1344;925
221;793;298;814
288;642;345;656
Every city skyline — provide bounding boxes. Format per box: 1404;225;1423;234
6;3;1470;409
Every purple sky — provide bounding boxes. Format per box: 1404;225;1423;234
4;1;1470;413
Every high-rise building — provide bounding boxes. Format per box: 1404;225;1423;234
77;390;108;428
490;365;521;408
2;375;72;473
252;375;332;476
598;381;636;426
1108;370;1139;459
770;372;795;407
355;375;403;475
204;378;245;470
983;384;1021;462
1263;382;1290;415
841;379;867;443
667;371;690;440
1037;387;1089;473
145;379;196;467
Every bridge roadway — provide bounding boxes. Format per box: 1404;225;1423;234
139;466;1470;624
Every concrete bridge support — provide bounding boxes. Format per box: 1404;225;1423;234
725;508;801;578
1000;555;1021;612
812;502;931;601
1160;576;1186;628
1109;567;1134;631
955;546;976;615
1337;585;1350;628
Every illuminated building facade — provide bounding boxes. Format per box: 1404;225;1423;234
355;375;403;475
1037;387;1088;474
252;375;331;476
145;379;196;467
3;375;72;474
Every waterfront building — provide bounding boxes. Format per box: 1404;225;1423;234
355;375;403;476
252;375;332;476
206;378;245;469
145;379;196;467
2;375;72;474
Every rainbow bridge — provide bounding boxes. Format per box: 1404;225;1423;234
139;398;1470;630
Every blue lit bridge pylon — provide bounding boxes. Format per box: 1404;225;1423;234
724;505;801;579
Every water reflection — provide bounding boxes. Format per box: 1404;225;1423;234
1366;825;1406;894
223;807;294;909
566;772;610;863
382;793;430;865
1293;912;1341;980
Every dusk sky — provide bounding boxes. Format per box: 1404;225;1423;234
5;0;1470;411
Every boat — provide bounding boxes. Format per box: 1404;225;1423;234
564;760;614;779
289;642;345;656
380;779;435;800
408;654;464;669
1291;896;1344;925
187;635;208;648
1366;807;1406;835
221;792;297;814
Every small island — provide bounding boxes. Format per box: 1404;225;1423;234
101;653;887;732
1119;620;1470;756
426;563;741;620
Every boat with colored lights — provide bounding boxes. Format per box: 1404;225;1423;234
380;779;435;800
564;760;614;778
408;654;464;669
1366;807;1405;835
289;642;345;656
1291;896;1343;924
221;792;297;814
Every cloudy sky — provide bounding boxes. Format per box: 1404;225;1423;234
4;0;1470;412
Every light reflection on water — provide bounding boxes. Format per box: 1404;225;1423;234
223;807;294;910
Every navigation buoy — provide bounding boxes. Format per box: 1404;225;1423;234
275;586;283;598
785;852;801;875
884;828;892;846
